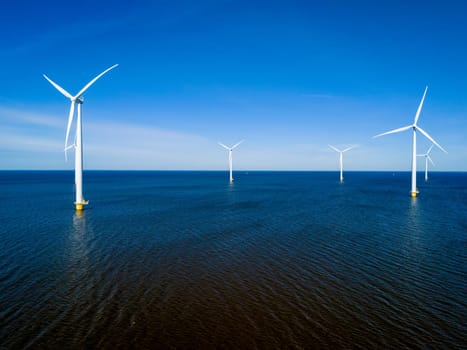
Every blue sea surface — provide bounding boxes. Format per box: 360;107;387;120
0;171;466;348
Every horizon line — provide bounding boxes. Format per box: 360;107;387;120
0;169;465;173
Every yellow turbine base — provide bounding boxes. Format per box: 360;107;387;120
75;200;89;211
410;192;418;198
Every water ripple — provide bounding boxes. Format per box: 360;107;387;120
0;171;465;348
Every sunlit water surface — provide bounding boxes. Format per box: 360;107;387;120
0;171;465;349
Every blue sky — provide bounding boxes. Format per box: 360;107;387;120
0;0;466;170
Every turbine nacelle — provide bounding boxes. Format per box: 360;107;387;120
372;86;446;196
417;145;435;166
218;140;244;151
329;144;357;154
218;140;244;182
43;64;118;210
329;144;356;182
43;64;119;156
372;87;447;154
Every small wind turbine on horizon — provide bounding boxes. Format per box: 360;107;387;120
44;64;118;210
328;145;357;183
373;86;447;197
418;145;435;182
218;140;244;183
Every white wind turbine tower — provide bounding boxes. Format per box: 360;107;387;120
328;145;357;183
373;86;447;197
418;144;435;181
218;140;244;183
44;64;118;210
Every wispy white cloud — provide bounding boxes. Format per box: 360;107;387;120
0;104;327;170
0;106;63;128
1;104;465;171
0;104;216;169
0;128;62;152
83;120;215;169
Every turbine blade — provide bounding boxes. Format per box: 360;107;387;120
218;142;230;150
427;155;435;166
342;145;357;152
64;100;75;150
232;139;245;149
75;64;119;98
43;74;73;99
373;125;412;138
328;145;340;153
414;86;428;125
417;126;447;153
427;144;434;154
64;142;75;162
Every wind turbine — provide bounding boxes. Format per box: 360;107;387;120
373;86;447;197
44;64;118;210
328;145;357;183
417;144;435;181
218;140;244;183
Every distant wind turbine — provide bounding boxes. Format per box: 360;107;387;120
329;145;357;183
373;86;447;197
417;145;435;181
44;64;118;210
218;140;244;183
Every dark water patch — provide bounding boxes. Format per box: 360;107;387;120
0;171;465;349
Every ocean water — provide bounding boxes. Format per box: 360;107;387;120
0;171;465;349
